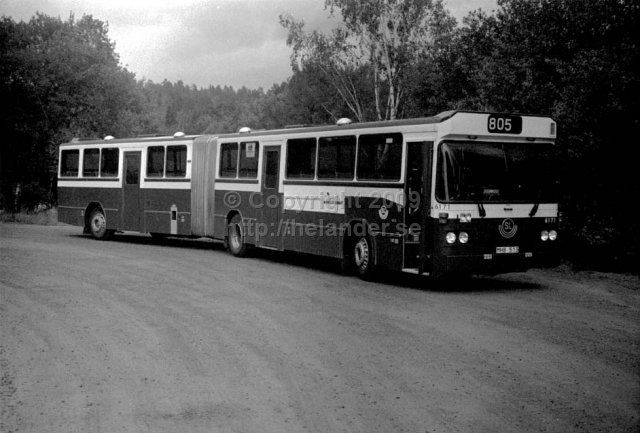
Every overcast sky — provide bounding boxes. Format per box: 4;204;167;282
1;0;497;89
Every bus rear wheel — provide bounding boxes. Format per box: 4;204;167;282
88;208;112;240
227;215;248;257
353;235;375;279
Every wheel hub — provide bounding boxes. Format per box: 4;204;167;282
230;224;241;249
92;215;105;231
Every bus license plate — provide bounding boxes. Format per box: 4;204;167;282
496;246;519;254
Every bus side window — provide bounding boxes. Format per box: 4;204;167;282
318;136;356;180
82;148;100;177
166;145;187;177
357;133;402;181
239;141;259;178
147;146;165;177
100;148;119;177
286;138;316;179
125;154;140;185
219;142;238;178
60;149;79;177
265;150;279;189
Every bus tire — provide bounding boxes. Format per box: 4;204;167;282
227;215;248;257
88;208;111;240
353;234;375;279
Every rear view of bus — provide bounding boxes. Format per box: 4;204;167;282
427;111;559;276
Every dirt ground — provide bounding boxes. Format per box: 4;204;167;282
1;223;638;433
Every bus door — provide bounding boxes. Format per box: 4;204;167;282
122;151;142;231
404;141;433;271
260;145;281;249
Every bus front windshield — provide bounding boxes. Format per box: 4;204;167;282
436;141;557;203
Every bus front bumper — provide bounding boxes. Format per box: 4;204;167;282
439;251;561;276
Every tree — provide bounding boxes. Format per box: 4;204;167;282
0;13;146;210
446;0;640;269
281;0;455;121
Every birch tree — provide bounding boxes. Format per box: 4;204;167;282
281;0;455;121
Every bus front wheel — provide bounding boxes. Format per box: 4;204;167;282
353;235;375;279
227;215;248;257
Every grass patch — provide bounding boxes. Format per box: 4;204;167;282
0;207;59;225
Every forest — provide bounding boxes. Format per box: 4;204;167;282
1;0;638;271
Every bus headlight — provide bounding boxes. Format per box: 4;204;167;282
459;232;469;244
541;230;549;241
446;232;457;244
549;230;557;241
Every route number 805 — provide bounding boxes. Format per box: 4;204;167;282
487;114;522;134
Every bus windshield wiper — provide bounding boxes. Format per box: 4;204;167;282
529;202;539;217
477;202;486;218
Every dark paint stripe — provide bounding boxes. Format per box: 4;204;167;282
58;177;120;182
283;180;404;188
215;178;259;184
143;178;190;182
143;210;191;215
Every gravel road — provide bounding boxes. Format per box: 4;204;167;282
1;223;638;433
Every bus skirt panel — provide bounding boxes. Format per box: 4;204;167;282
437;251;561;276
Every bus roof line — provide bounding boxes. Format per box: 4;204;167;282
440;110;554;121
214;110;553;140
61;134;201;146
214;116;443;140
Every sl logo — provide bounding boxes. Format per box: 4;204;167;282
499;218;518;238
378;205;389;220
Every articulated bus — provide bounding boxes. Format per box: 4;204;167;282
57;111;560;278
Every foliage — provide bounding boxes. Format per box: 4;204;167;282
0;13;144;210
281;0;455;120
139;80;266;135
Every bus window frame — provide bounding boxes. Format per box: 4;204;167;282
60;149;80;178
355;132;404;182
317;135;357;181
285;137;317;180
99;147;120;178
434;139;558;204
219;142;240;179
280;132;407;184
146;145;166;178
145;144;188;179
238;141;260;179
165;145;188;178
82;148;100;178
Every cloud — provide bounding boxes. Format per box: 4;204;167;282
443;0;497;23
1;0;497;89
109;0;338;87
147;38;292;89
